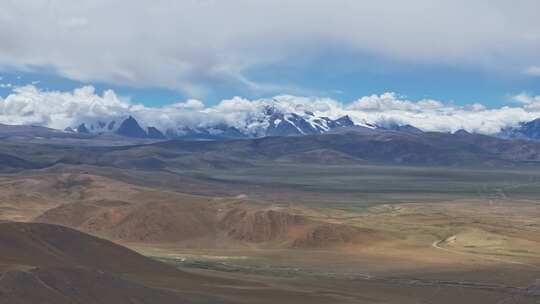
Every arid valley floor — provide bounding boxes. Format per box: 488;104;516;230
1;157;539;303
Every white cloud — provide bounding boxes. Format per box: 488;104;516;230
1;84;540;135
513;93;540;111
0;1;538;96
514;93;536;104
524;66;540;76
59;17;89;28
466;103;487;111
171;99;205;110
342;93;539;134
347;92;444;112
0;85;130;128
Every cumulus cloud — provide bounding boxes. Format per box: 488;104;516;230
170;99;205;110
1;85;540;135
513;92;540;111
0;1;539;96
343;93;539;134
0;85;130;128
347;93;444;112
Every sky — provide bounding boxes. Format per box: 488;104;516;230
0;0;540;133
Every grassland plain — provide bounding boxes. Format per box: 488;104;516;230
167;163;540;209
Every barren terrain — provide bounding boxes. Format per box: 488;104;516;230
1;167;539;303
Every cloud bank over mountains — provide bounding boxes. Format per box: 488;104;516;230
1;85;539;135
0;1;539;96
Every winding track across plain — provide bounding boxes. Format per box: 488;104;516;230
431;238;539;269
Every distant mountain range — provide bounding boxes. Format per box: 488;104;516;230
4;104;540;143
6;124;540;172
66;106;361;140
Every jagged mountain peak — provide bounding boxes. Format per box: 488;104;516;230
68;110;362;140
454;129;472;136
499;117;540;140
335;115;354;125
76;123;90;134
116;116;147;138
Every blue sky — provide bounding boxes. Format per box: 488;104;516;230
0;71;184;107
245;52;540;109
1;57;539;109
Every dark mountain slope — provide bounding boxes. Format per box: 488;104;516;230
4;128;540;171
147;126;167;139
151;130;540;167
0;222;176;274
116;116;148;138
0;222;229;304
0;153;39;171
500;118;540;140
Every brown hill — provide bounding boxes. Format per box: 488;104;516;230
36;198;383;249
0;222;174;273
1;222;350;304
35;198;219;244
220;207;309;242
1;172;382;249
219;206;378;248
0;222;223;304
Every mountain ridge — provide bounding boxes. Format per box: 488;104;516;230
65;108;362;140
499;118;540;141
6;107;540;144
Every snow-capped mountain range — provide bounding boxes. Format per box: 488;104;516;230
59;102;540;142
66;106;362;139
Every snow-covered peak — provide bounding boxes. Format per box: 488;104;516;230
67;105;358;139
